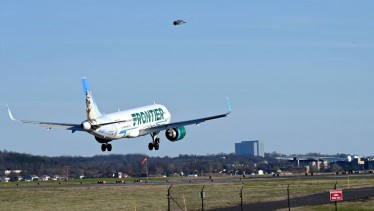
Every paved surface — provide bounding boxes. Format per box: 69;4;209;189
212;186;374;211
1;173;372;190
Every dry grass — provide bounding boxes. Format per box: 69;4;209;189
0;175;372;210
0;185;169;211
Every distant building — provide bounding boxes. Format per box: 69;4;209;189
4;170;22;175
24;175;39;182
336;156;366;171
235;140;264;157
0;176;10;183
289;158;328;172
39;175;50;181
365;157;374;170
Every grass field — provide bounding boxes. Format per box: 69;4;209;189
279;197;374;211
0;175;373;210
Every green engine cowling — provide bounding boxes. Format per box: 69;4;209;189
165;127;186;142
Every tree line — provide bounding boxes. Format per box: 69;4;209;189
0;150;350;179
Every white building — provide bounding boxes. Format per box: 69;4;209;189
0;176;10;182
4;170;22;175
39;175;50;181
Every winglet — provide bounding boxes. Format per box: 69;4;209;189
226;98;231;114
6;106;18;121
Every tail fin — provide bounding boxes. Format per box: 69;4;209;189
81;77;102;122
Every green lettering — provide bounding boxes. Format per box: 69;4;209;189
154;109;159;121
158;108;164;120
149;110;154;122
136;113;141;125
140;112;145;124
132;108;165;126
145;111;150;123
131;113;137;126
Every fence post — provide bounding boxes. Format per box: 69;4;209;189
287;184;290;211
334;182;338;211
240;184;244;211
167;185;173;211
201;185;205;211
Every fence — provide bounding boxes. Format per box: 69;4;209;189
165;176;374;211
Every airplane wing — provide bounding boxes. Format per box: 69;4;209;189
138;98;231;136
7;107;84;132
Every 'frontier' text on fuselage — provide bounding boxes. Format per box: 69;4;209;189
131;108;164;126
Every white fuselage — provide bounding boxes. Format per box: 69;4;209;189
89;104;171;140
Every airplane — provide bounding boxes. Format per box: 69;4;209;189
7;78;231;152
173;20;186;25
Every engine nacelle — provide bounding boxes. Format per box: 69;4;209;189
81;121;92;130
165;127;186;142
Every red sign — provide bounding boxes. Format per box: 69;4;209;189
330;189;343;201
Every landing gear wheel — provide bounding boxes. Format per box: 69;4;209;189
154;143;159;150
107;144;112;152
154;137;160;150
149;132;160;151
148;142;154;150
101;144;106;152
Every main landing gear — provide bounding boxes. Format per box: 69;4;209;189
101;143;112;152
94;137;112;152
148;132;160;151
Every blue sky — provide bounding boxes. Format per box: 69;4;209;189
1;1;374;157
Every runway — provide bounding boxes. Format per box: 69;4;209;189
212;186;374;211
1;172;372;189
